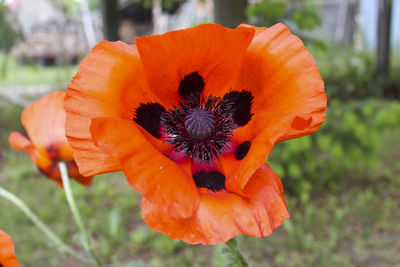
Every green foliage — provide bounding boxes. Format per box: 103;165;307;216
213;244;230;267
246;0;321;30
242;187;400;266
246;0;286;26
0;55;78;85
291;1;322;30
218;239;249;267
0;2;21;52
310;43;380;100
268;100;400;201
1;99;399;266
0;2;22;77
0;96;23;149
0;146;211;266
162;0;186;14
246;2;399;102
59;0;102;13
127;0;153;10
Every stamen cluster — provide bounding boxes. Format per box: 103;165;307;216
161;96;235;162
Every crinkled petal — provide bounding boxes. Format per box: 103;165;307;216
8;132;31;151
233;23;326;139
65;41;162;176
223;23;327;191
222;114;298;193
142;163;289;245
21;91;74;162
136;23;255;105
10;92;92;186
90;117;200;219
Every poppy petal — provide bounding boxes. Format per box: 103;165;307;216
0;230;19;267
142;163;289;245
222;113;290;195
10;92;92;186
65;41;162;176
233;23;326;140
21;91;74;161
222;24;327;191
70;175;93;186
66;162;94;186
8;132;31;151
90;117;200;219
135;24;255;106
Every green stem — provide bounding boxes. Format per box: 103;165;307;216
225;237;250;267
58;162;105;267
0;186;94;266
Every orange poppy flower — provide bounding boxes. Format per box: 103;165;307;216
64;23;327;244
0;230;19;267
9;91;93;187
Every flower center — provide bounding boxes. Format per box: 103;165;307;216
161;96;235;162
184;109;215;140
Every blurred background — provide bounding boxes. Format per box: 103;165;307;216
0;0;399;266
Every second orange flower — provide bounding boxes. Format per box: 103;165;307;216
9;91;93;187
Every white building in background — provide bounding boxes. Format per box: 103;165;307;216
6;0;400;57
298;0;400;50
8;0;90;65
152;0;212;35
360;0;400;49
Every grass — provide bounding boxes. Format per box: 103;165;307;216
0;96;24;148
242;187;399;267
0;154;211;267
0;96;399;266
1;149;399;267
0;54;77;87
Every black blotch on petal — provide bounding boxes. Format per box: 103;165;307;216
234;141;251;160
178;72;205;99
134;103;165;138
223;91;254;127
193;171;225;192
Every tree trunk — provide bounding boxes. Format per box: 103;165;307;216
101;0;120;41
213;0;248;28
376;0;392;82
341;1;357;47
